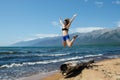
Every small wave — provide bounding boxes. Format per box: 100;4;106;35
84;54;103;58
0;53;71;61
0;54;103;69
0;63;23;68
0;51;16;54
105;55;120;59
0;56;83;68
35;52;71;57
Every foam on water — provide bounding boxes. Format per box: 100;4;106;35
0;54;104;69
0;56;83;68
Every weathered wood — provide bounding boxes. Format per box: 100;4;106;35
60;59;94;77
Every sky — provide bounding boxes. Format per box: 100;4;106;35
0;0;120;46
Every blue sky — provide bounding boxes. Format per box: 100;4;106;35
0;0;120;46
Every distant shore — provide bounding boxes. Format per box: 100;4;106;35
41;58;120;80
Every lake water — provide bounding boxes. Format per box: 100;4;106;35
0;46;120;80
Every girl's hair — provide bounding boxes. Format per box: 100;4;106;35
63;18;70;26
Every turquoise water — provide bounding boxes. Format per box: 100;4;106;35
0;46;120;80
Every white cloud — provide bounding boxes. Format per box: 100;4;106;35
112;0;120;5
94;1;104;7
52;21;60;27
73;27;104;33
35;33;60;38
117;21;120;27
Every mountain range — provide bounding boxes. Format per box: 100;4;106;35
12;27;120;47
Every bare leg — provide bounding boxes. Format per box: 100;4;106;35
66;39;74;47
62;41;67;47
66;35;78;47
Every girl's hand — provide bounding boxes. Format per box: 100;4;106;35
73;14;77;17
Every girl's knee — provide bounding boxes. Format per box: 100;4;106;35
68;44;72;47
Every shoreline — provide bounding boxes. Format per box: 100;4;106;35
19;58;120;80
17;70;58;80
42;58;120;80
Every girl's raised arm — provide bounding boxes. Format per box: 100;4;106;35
59;17;64;27
66;14;77;28
70;14;77;23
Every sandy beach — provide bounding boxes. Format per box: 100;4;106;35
41;58;120;80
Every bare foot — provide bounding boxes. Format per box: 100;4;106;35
73;35;78;39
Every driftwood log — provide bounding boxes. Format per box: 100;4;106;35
60;59;94;77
